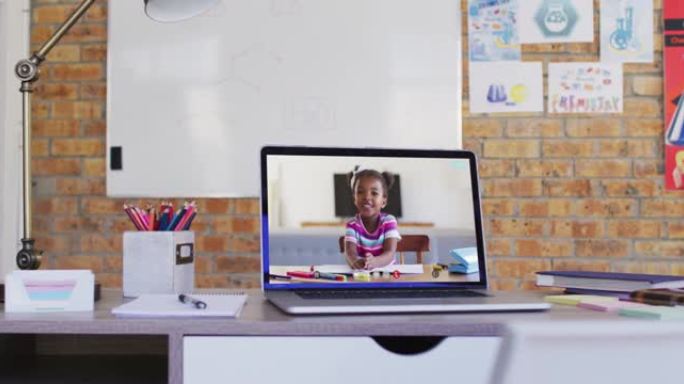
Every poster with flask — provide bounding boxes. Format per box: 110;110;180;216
664;0;684;190
600;0;654;63
518;0;593;43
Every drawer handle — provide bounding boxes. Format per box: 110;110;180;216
372;336;445;355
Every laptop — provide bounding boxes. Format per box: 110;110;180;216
260;146;550;314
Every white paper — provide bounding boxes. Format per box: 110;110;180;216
519;0;594;43
548;62;623;114
112;293;247;318
600;0;654;63
469;62;544;113
468;0;521;62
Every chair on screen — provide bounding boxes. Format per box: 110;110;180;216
338;235;430;264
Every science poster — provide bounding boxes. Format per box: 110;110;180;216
468;0;521;61
469;61;544;113
600;0;654;63
518;0;593;43
548;63;623;114
664;0;684;190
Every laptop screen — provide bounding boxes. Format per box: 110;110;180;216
261;147;487;289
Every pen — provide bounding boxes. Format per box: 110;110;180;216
178;294;207;309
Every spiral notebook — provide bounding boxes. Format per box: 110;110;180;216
112;293;247;318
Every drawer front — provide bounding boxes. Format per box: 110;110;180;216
184;336;500;384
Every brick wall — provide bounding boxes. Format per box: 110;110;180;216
29;0;683;290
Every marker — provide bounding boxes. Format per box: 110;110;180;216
287;271;315;279
314;271;346;281
269;274;292;281
178;294;207;309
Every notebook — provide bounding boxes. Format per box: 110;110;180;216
260;146;550;314
112;293;247;318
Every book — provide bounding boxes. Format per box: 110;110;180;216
112;293;247;318
536;271;684;293
448;247;479;274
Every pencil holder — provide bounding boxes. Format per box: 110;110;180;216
123;231;195;298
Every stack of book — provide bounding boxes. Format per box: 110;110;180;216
448;247;479;274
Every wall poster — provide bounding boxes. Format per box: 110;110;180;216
664;0;684;190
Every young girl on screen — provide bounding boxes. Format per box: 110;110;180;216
343;167;401;270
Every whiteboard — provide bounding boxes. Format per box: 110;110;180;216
107;0;462;197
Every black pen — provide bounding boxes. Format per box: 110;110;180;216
178;294;207;309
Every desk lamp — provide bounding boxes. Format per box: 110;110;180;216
14;0;219;270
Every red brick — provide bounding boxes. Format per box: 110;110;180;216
641;201;684;217
215;256;261;273
51;138;105;156
489;219;545;237
231;217;259;233
52;101;103;119
482;179;543;197
54;255;104;272
196;236;229;253
483;140;540;158
576;160;631;177
623;98;660;117
82;198;123;214
550;220;604;238
565;118;622;137
50;63;103;81
577;199;637;217
494;259;552;278
482;199;515;216
228;236;261;253
35;83;78;100
33;120;79;137
462;120;503;138
83;159;106;177
516;160;573;177
81;235;122;253
479;159;514;177
515;239;572;257
668;222;684;238
235;199;260;214
506;119;562;137
486;239;512;257
542;141;594;157
607;220;662;238
197;199;234;214
83;120;106;136
625;119;662;137
634;241;684;258
56;178;106;195
34;197;78;215
576;240;629;258
81;83;107;99
82;44;107;61
601;180;659;197
33;158;82;176
543;180;593;197
632;76;662;96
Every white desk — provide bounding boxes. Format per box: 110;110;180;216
0;289;660;384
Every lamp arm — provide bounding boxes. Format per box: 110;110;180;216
13;0;97;270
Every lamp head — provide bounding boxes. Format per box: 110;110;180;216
144;0;220;22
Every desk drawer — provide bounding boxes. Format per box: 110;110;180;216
184;336;500;384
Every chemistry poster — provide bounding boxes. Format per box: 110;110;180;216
600;0;654;63
664;0;684;190
519;0;593;43
548;63;623;114
468;0;521;62
469;62;543;113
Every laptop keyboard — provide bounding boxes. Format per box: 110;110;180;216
296;289;487;300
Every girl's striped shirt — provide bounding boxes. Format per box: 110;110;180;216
344;213;401;258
